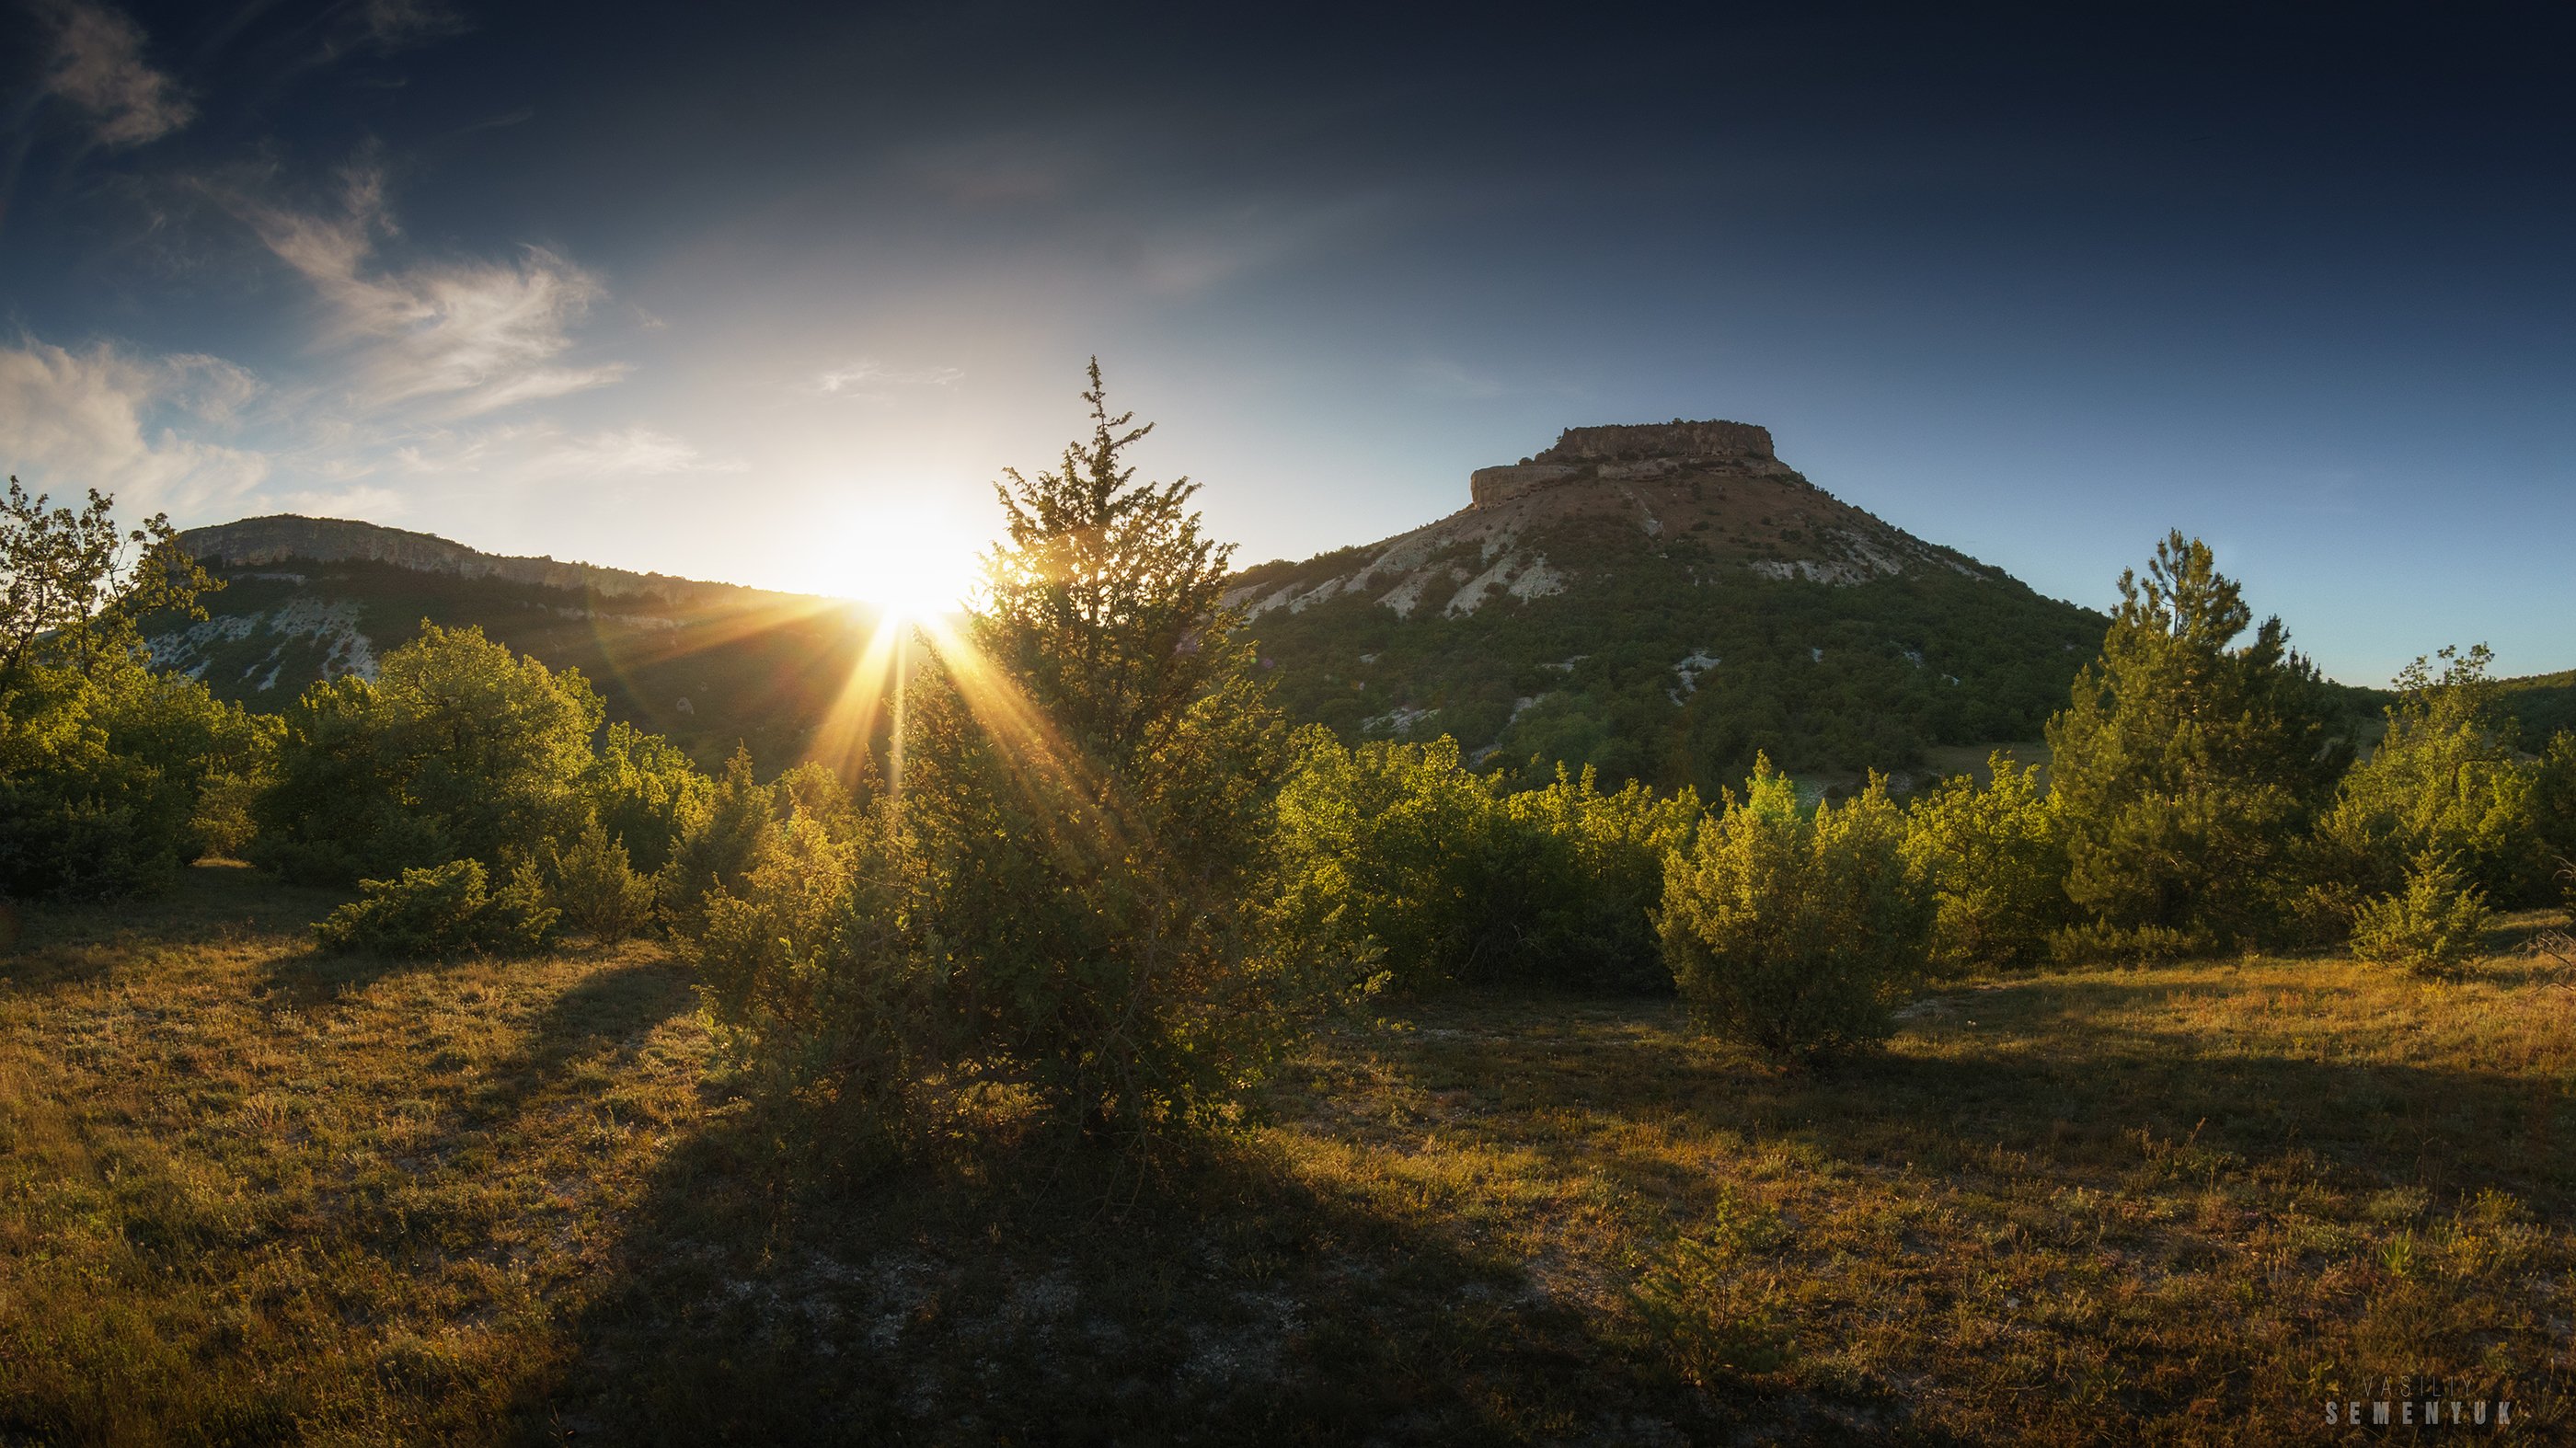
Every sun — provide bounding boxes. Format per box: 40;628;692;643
811;498;985;619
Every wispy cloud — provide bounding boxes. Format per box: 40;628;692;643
338;0;472;58
377;419;742;486
810;358;964;397
0;340;270;516
223;166;628;417
33;0;193;148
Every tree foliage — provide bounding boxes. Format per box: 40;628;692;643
0;479;254;900
1271;730;1698;993
1658;757;1930;1062
3;478;214;680
2044;533;2345;948
253;624;605;885
700;362;1356;1144
2314;645;2553;910
1903;753;2067;972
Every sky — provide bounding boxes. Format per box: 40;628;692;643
2;0;2570;683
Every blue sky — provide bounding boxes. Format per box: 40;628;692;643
3;1;2570;683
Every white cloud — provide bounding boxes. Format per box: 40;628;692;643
375;421;742;492
224;167;629;418
811;358;965;396
537;427;747;477
0;340;270;519
36;0;193;148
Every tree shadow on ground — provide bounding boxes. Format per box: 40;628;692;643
4;861;347;994
465;954;696;1125
1340;983;2576;1440
1386;981;2576;1213
523;1100;1947;1446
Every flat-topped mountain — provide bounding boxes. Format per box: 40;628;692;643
1230;420;1995;629
1230;420;2105;793
153;517;874;767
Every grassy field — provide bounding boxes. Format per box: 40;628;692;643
3;866;2570;1443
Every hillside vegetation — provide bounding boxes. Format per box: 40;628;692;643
150;523;884;769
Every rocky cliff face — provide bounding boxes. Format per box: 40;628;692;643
1231;419;1985;622
177;515;786;609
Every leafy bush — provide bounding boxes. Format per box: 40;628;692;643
2314;645;2552;910
253;624;603;886
0;651;266;899
1494;763;1701;990
2350;850;2492;976
1657;756;1931;1062
1272;732;1513;991
2044;919;2210;967
2046;534;2345;946
541;818;656;941
661;745;776;934
584;721;713;877
313;857;558;959
1902;753;2066;971
692;802;949;1151
1272;733;1700;992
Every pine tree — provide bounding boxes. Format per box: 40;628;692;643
2044;533;2344;947
899;361;1337;1136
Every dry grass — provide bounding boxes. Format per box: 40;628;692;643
2;868;2570;1443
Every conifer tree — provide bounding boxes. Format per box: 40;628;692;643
901;360;1326;1135
2045;533;2343;945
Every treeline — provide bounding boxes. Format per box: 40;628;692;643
6;374;2573;1158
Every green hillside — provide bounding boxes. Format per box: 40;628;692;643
149;524;885;769
2501;669;2576;740
1231;419;2119;795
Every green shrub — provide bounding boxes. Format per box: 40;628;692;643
0;650;264;900
542;819;656;941
693;805;949;1150
1902;753;2067;971
2314;645;2552;909
2350;850;2492;976
2045;920;2210;967
1496;764;1701;991
1632;1194;1794;1385
1272;733;1700;993
584;721;713;877
1271;731;1512;992
314;858;558;960
1657;756;1931;1062
660;746;776;936
254;625;602;886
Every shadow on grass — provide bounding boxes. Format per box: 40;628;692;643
524;1099;1922;1446
1399;982;2573;1212
467;955;696;1124
3;861;349;993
